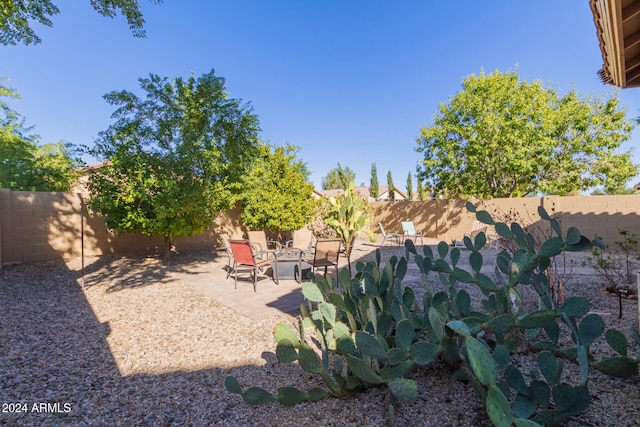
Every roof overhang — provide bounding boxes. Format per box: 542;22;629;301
591;0;640;87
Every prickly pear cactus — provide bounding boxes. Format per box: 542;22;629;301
324;182;375;253
225;202;639;427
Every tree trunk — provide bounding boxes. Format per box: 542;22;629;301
163;236;172;265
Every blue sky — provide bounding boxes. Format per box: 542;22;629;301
2;1;639;190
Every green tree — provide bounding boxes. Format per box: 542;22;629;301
0;82;81;191
416;68;638;199
87;70;260;263
321;163;355;190
406;172;413;201
240;143;317;240
370;162;379;199
386;170;395;201
416;177;425;201
1;0;161;45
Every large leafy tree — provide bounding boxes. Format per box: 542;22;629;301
1;0;161;45
240;143;317;240
321;163;356;190
87;70;260;263
1;82;81;191
416;69;638;199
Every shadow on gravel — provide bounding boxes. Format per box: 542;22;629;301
0;259;121;426
79;249;224;293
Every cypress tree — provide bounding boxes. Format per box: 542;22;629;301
417;177;425;201
370;163;379;200
387;171;395;201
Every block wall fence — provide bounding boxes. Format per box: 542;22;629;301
1;188;639;267
372;194;640;247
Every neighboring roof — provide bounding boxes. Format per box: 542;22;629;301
591;0;640;87
311;189;325;198
314;186;409;200
315;186;371;199
376;185;408;200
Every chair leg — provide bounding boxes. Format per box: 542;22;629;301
227;259;235;279
234;267;238;289
253;267;257;292
273;260;279;285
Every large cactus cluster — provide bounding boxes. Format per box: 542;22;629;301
225;203;639;426
323;181;375;254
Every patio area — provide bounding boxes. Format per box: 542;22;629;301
170;235;395;321
157;234;602;322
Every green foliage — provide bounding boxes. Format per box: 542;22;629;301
386;170;395;201
240;143;317;240
416;68;638;199
416;177;425;201
0;0;162;45
321;162;356;190
0;83;81;191
87;69;260;262
226;202;640;425
370;163;379;200
323;182;375;254
406;172;413;200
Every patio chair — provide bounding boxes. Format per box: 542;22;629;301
379;222;401;246
220;233;234;279
247;230;281;260
297;238;342;283
401;221;424;245
228;239;278;291
454;220;488;249
284;227;314;257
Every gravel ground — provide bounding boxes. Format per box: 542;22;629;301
0;238;638;426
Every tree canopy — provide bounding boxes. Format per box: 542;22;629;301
240;143;317;239
416;69;639;199
86;69;260;262
0;82;81;191
321;163;356;190
0;0;161;45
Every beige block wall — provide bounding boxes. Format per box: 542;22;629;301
1;189;639;266
0;190;244;265
373;194;640;247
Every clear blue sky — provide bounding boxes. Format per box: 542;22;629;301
2;1;639;190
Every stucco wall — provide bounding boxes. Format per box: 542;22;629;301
372;194;640;246
1;189;639;266
0;189;244;265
